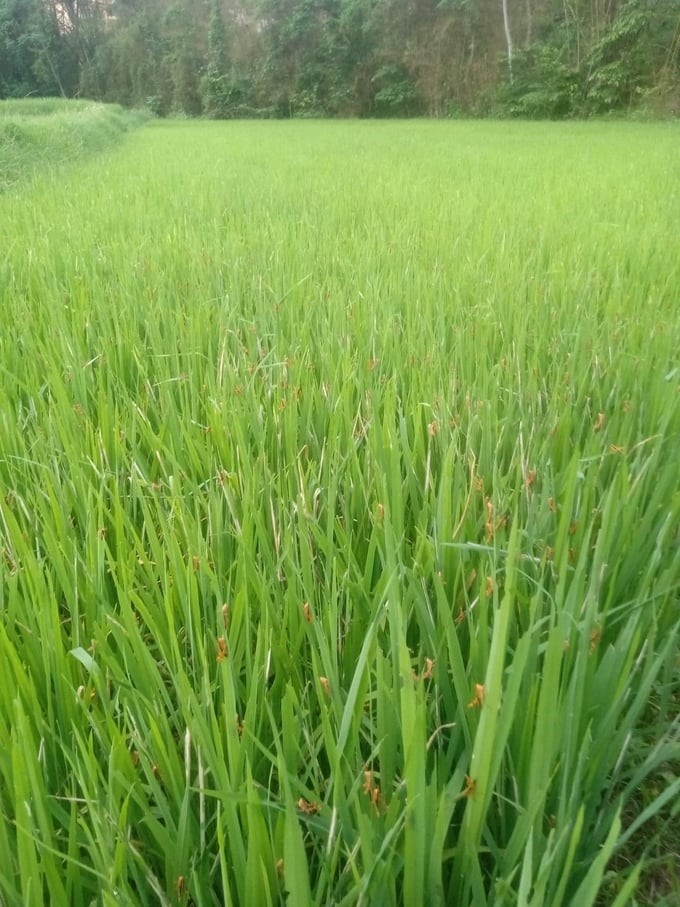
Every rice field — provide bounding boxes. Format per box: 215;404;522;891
1;114;679;905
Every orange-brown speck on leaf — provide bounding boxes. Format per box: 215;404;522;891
463;775;476;798
485;576;495;597
525;469;537;489
428;420;439;437
303;601;314;623
547;497;557;513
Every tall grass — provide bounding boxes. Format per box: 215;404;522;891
0;99;147;191
0;119;679;905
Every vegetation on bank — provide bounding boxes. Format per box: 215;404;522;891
0;99;147;189
1;0;679;119
0;119;679;904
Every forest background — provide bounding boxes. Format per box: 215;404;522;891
1;0;679;119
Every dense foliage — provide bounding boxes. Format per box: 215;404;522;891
0;98;146;189
0;113;679;904
0;0;678;117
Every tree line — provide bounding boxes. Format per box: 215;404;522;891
2;0;679;117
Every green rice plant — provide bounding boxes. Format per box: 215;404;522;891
0;118;678;904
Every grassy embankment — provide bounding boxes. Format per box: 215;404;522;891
0;98;147;190
0;116;679;905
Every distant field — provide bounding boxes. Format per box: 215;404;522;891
0;117;679;905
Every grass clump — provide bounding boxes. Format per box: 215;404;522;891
0;98;148;191
0;119;679;905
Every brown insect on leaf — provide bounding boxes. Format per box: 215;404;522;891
594;412;606;431
319;676;331;697
421;658;435;681
216;637;228;662
302;601;314;623
363;771;383;814
467;683;486;709
484;498;495;541
363;769;383;815
413;658;435;681
297;798;320;815
463;775;476;798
